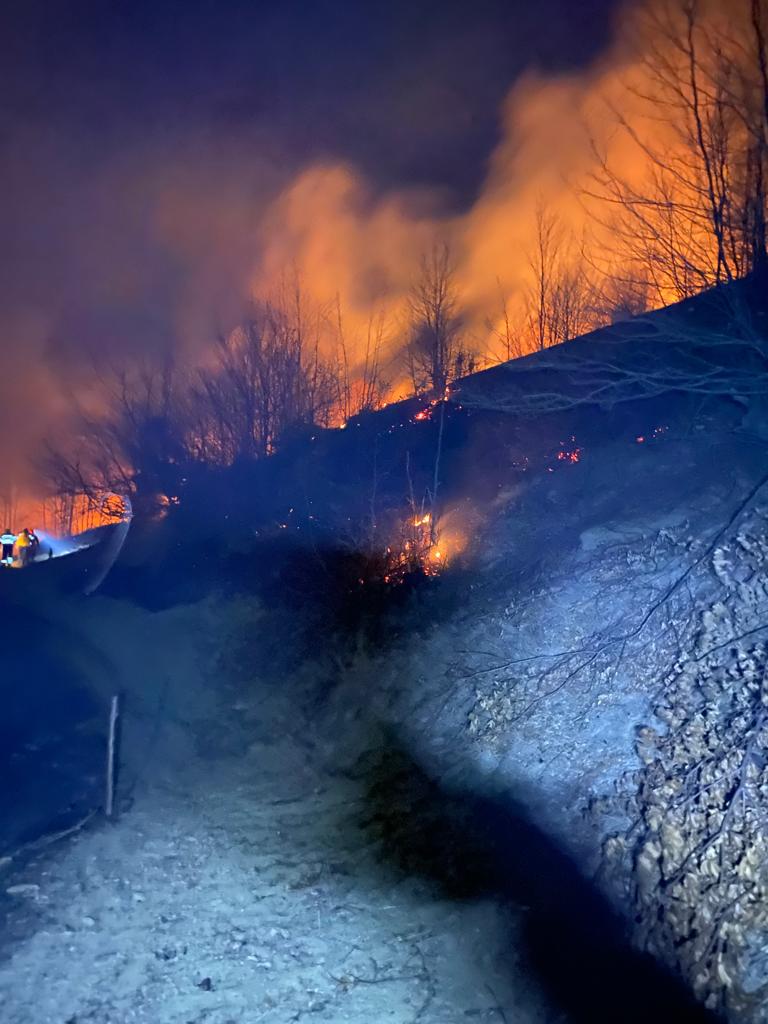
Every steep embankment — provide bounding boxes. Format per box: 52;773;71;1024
345;428;768;1021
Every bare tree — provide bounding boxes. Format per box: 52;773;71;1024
589;0;768;303
42;283;345;517
333;298;389;421
0;484;20;531
525;204;599;349
485;278;526;363
191;299;337;463
590;268;651;324
43;355;187;516
528;204;561;351
406;243;474;394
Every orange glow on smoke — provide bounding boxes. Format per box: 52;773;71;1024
242;0;748;386
7;0;744;513
4;492;127;537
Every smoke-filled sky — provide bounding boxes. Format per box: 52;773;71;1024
1;0;623;493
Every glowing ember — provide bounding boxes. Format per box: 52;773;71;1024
556;448;582;463
638;425;667;444
154;493;181;520
412;387;452;424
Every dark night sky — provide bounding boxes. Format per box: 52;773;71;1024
0;0;620;489
3;1;618;197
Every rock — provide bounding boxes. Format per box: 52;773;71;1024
6;884;40;898
155;945;184;961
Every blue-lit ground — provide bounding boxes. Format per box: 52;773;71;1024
1;391;764;1023
0;596;551;1024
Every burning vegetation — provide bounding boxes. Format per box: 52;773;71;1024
6;0;768;531
412;386;456;424
382;512;444;585
8;4;768;1024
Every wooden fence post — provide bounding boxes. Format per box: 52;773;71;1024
105;694;121;820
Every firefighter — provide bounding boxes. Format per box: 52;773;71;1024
0;528;15;566
13;528;31;567
28;528;40;562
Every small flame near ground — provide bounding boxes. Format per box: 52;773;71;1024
378;422;671;581
380;508;471;584
412;387;453;424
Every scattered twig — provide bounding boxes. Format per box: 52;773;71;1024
4;809;98;863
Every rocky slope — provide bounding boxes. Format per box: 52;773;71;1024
346;429;768;1020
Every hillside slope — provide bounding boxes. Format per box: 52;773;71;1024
349;428;768;1020
3;280;768;1022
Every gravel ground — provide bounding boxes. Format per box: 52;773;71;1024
0;596;552;1024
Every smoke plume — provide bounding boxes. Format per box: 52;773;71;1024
2;0;738;511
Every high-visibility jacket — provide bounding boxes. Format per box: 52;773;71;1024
14;533;30;549
0;532;16;546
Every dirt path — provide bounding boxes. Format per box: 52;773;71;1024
0;597;551;1024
